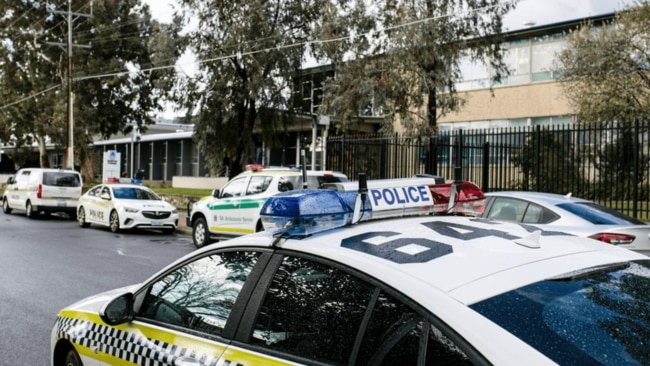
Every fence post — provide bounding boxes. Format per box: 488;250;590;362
429;136;438;175
455;130;463;183
482;141;490;192
535;125;540;192
633;119;639;218
340;136;345;176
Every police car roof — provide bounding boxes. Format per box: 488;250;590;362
209;215;646;307
324;177;440;191
235;169;302;177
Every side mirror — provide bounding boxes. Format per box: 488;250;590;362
99;292;134;326
100;193;111;200
6;176;14;184
212;189;220;198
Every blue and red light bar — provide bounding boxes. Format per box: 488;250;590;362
260;177;485;237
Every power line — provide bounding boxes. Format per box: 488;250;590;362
1;1;516;114
0;85;61;111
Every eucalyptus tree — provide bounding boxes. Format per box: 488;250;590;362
177;0;329;176
557;1;650;125
0;0;183;175
314;0;517;134
0;1;63;167
556;1;650;200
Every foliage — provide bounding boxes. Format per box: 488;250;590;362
314;0;517;134
557;2;650;200
511;128;589;196
0;0;183;179
557;0;650;125
177;0;329;177
592;123;648;201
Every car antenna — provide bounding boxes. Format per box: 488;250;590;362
446;181;459;214
352;173;367;224
515;230;542;249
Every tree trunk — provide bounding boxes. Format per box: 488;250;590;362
37;135;50;168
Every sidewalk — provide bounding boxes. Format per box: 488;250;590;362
176;211;192;235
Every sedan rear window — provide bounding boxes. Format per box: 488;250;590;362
471;260;650;365
558;202;646;225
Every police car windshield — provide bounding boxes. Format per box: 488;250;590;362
113;187;160;200
471;260;650;365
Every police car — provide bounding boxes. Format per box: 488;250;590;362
187;166;347;248
76;183;179;233
52;179;650;366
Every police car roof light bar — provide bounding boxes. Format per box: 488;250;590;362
261;179;473;237
260;178;486;238
260;189;352;238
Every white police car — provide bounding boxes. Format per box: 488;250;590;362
52;180;650;366
187;167;348;248
187;168;303;248
77;183;179;234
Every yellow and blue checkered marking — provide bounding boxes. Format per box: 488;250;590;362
54;315;239;366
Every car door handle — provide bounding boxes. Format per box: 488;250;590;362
174;356;202;366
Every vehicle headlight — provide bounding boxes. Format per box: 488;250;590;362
172;208;178;214
124;207;140;213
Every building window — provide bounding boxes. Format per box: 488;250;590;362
532;35;566;82
504;39;531;86
457;56;489;91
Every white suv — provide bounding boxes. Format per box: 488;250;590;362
2;168;83;219
187;168;347;248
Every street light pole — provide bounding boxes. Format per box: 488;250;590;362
130;129;135;178
66;0;74;170
48;1;91;170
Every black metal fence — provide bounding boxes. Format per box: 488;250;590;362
327;121;650;219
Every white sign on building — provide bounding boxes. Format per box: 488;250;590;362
102;150;121;181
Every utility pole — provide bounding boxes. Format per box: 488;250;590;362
48;0;92;170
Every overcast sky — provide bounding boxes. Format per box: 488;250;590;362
143;0;638;117
503;0;635;30
145;0;638;30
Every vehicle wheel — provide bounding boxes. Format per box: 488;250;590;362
77;207;90;228
109;210;120;233
64;347;83;366
26;201;36;219
2;198;11;214
192;217;210;248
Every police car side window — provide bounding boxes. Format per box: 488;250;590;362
246;176;272;195
252;255;473;365
356;291;473;366
139;251;260;337
221;177;246;198
252;256;375;364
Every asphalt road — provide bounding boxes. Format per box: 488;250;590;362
0;211;195;366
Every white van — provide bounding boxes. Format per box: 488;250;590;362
2;168;83;219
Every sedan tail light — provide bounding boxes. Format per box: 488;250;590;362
588;233;635;245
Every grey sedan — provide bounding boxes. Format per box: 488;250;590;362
481;191;650;256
